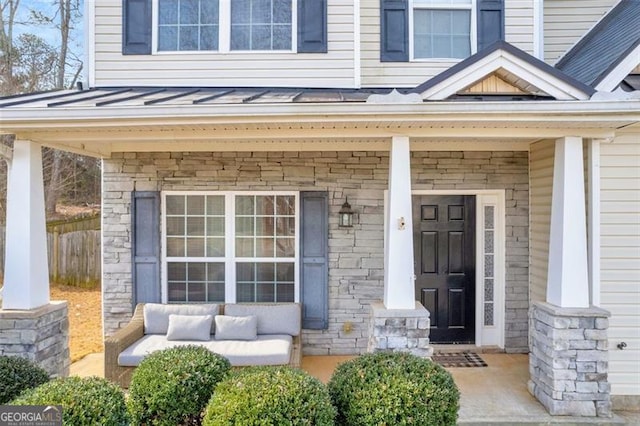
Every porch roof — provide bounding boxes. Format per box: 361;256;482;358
0;87;638;158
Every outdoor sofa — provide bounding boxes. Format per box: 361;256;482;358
105;302;302;388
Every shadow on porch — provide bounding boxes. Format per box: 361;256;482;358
71;352;637;425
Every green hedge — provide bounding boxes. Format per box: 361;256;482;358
127;345;231;426
0;355;50;404
203;366;336;425
328;352;459;426
11;376;128;426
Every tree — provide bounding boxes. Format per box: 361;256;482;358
14;33;57;92
30;0;82;90
0;0;21;94
1;0;100;221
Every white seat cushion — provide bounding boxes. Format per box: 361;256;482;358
118;334;292;367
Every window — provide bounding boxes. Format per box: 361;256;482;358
163;192;298;304
158;0;219;51
412;0;474;59
156;0;294;52
231;0;292;50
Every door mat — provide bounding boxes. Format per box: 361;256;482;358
431;351;488;368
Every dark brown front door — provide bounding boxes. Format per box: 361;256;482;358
413;195;476;343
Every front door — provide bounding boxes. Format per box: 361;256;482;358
413;195;476;343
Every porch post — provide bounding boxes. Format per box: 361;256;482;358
368;135;431;357
383;135;415;309
546;136;589;308
2;140;50;309
529;136;611;418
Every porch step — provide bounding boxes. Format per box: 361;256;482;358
458;413;629;426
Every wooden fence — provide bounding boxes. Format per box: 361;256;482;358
0;215;101;286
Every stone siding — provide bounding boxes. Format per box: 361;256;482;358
102;150;529;353
529;301;611;417
0;301;70;377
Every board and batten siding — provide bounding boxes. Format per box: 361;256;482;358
360;0;534;88
528;139;554;304
599;133;640;396
543;0;617;64
93;0;355;87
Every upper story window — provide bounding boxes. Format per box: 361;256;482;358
231;0;292;50
411;0;474;59
158;0;220;51
156;0;294;52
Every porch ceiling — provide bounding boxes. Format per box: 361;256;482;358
0;90;638;158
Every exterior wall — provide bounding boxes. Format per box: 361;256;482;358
504;0;535;57
529;139;554;303
543;0;617;64
93;0;356;87
599;133;640;396
360;0;535;88
102;149;529;353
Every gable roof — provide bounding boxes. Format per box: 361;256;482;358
412;41;595;100
555;0;640;90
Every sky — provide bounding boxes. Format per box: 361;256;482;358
14;0;85;74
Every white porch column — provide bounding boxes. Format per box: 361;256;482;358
546;136;589;308
2;140;50;310
383;136;415;309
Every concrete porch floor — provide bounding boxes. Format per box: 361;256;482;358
71;352;638;425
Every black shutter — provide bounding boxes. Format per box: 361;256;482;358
122;0;152;55
132;191;161;304
477;0;504;51
298;0;328;53
300;191;329;329
380;0;409;62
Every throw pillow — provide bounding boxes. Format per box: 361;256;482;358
166;314;213;341
214;315;258;341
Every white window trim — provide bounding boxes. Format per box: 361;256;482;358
409;0;477;62
161;191;300;304
152;0;298;54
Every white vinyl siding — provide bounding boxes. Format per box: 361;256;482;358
528;139;554;303
543;0;617;64
504;0;534;56
599;134;640;396
360;0;534;87
94;0;355;87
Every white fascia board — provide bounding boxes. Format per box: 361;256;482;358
595;43;640;92
495;56;589;100
421;50;591;100
1;99;639;130
419;50;503;99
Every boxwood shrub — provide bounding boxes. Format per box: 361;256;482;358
203;366;336;426
11;376;128;425
328;352;459;426
0;355;50;404
127;345;231;426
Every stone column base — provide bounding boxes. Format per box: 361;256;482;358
368;301;433;357
0;301;70;377
529;301;611;417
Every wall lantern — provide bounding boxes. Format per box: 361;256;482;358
338;197;355;227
